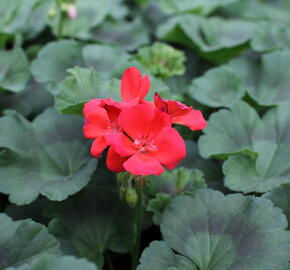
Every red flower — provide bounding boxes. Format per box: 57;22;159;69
83;98;122;158
83;67;150;158
154;92;207;131
83;66;206;176
105;104;186;176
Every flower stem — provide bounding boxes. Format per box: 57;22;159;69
55;0;64;39
131;177;144;270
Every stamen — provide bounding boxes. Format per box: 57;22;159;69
133;138;158;153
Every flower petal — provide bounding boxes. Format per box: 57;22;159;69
103;100;122;122
90;136;108;158
83;122;107;139
121;67;142;102
118;103;155;139
124;153;164;176
150;109;171;137
173;110;207;131
138;74;150;100
106;147;127;172
167;100;192;117
149;127;186;169
105;133;136;156
84;106;110;127
154;92;168;113
121;67;150;103
83;99;104;117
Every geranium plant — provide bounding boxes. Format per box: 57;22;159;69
1;0;290;270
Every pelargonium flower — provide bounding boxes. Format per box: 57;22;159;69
83;67;150;158
83;98;122;158
154;92;207;131
83;66;206;176
105;104;186;176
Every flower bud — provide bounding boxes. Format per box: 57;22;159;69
125;188;138;208
67;4;77;19
48;6;56;19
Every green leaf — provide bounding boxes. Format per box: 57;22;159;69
198;101;259;159
55;67;120;115
138;241;195;270
31;40;83;94
0;48;30;92
7;255;98;270
191;51;290;107
146;194;172;225
92;18;150;51
82;44;130;77
223;103;290;193
0;0;51;39
251;22;290;52
47;186;135;267
139;189;290;270
0;213;60;270
145;167;207;225
31;41;168;105
157;0;237;15
0;79;53;117
223;0;290;25
157;15;255;63
0;108;96;205
245;51;290;106
189;66;245;108
49;0;127;39
145;167;206;197
263;183;290;229
135;42;185;80
55;59;171;115
31;41;129;94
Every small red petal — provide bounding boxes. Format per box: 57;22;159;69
167;100;192;117
85;106;110;127
106;147;128;172
138;74;150;100
105;133;136;156
83;99;104;117
173;110;207;131
123;153;164;176
90;136;108;158
83;122;107;139
154;92;168;113
121;67;143;102
121;67;150;103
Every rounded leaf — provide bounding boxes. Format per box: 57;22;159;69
145;189;290;270
0;213;60;270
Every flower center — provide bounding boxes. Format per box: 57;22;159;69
107;121;120;133
133;138;157;153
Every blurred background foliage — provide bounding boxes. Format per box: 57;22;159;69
1;0;290;270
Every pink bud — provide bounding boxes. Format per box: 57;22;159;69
68;4;77;19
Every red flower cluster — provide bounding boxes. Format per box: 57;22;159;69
83;67;206;176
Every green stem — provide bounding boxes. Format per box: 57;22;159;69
55;0;64;39
105;252;115;270
131;177;144;270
